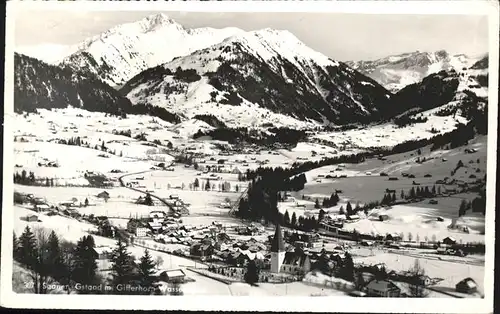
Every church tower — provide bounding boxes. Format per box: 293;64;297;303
270;222;286;273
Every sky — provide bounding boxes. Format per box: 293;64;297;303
14;10;489;61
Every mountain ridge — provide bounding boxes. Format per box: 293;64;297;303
122;29;395;128
59;13;245;88
346;50;484;92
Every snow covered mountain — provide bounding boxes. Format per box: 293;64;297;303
60;13;244;88
391;57;488;133
346;50;484;92
122;29;394;128
14;52;181;123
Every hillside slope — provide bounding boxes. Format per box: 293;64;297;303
14;53;181;124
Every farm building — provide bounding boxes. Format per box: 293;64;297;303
365;279;401;297
96;191;110;199
379;215;390;222
149;211;166;223
455;278;478;294
347;214;360;221
25;215;39;222
34;204;51;212
158;269;186;283
442;237;457;245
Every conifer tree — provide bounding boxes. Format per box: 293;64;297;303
72;235;98;291
47;230;64;281
17;226;37;267
284;210;291;226
13;233;19;260
391;193;396;203
110;238;136;293
401;190;405;200
291;212;297;226
346;202;353;215
137;249;158;295
244;260;260;285
314;198;320;209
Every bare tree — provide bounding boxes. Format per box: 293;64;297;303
155;256;164;269
31;227;51;294
408;259;430;297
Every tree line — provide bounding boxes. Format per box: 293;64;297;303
14;170;55;187
13;227;180;295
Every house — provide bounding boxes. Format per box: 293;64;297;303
94;246;112;260
158;269;186;283
379;215;390;222
35;204;51;212
148;221;163;233
365;279;401;297
25;215;39;222
127;218;145;234
436;247;447;255
190;243;215;257
149;211;166;224
442;237;457;245
455;277;478;294
96;191;110;200
136;227;149;238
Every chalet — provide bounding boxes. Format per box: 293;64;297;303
455;277;478;294
96;191;110;199
150;211;166;223
148;222;163;233
34;204;51;212
158;269;186;283
442;237;457;245
347;214;360;221
365;279;401;297
25;215;39;222
379;215;390;222
436;247;447;255
190;243;215;257
94;246;112;260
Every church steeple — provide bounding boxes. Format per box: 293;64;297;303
271;222;285;252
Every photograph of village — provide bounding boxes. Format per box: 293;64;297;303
6;4;493;300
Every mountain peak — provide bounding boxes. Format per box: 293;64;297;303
138;13;181;32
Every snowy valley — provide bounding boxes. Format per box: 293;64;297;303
10;13;489;299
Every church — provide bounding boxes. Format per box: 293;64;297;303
270;223;311;274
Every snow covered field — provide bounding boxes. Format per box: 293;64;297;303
342;205;484;243
354;252;485;294
313;109;467;149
